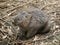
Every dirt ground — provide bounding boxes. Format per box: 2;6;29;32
0;0;60;45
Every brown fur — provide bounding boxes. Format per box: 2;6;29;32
13;8;51;40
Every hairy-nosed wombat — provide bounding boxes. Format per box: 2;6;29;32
13;8;51;40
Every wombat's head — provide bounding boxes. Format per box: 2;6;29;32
13;12;24;26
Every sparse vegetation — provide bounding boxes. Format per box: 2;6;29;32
0;0;60;45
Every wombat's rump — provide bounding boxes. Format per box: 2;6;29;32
14;8;51;40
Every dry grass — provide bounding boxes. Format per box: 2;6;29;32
0;0;60;45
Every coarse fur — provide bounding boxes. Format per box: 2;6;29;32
13;8;51;40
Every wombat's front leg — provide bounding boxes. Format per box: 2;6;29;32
26;28;39;39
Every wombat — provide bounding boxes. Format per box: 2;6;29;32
13;8;51;40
